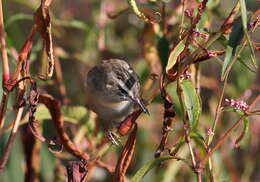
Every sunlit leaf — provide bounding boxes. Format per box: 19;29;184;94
166;40;185;73
180;80;201;130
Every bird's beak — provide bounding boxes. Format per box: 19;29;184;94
134;98;149;115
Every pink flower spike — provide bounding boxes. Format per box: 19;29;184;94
207;128;214;136
180;70;192;80
225;98;249;111
185;9;193;18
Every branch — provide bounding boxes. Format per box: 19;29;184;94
0;0;10;84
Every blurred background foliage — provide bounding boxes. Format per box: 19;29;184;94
0;0;259;181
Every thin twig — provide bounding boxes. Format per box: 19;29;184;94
0;0;10;131
0;92;8;130
0;107;24;173
0;0;10;83
208;76;227;143
54;55;69;104
248;94;260;111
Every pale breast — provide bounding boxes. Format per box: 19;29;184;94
86;89;135;122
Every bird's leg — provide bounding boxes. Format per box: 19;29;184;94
107;124;122;146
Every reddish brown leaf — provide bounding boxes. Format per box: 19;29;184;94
21;125;41;182
113;123;138;182
66;160;88;182
143;24;162;76
220;2;240;34
34;3;54;79
118;110;142;136
38;94;90;160
28;81;62;153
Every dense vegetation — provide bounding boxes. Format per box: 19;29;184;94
0;0;259;181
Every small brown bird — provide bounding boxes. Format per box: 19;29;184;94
85;59;148;122
85;59;148;143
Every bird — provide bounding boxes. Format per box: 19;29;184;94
85;59;148;143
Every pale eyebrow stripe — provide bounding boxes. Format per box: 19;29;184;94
125;75;136;90
114;76;135;98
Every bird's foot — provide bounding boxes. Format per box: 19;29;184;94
107;130;121;146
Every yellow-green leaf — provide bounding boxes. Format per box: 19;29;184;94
166;40;185;72
180;80;201;129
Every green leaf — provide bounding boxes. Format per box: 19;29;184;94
24;105;89;124
130;156;175;182
221;46;234;80
239;0;257;69
161;147;189;182
62;106;89;124
235;117;249;146
6;13;32;28
237;56;256;73
35;104;52;121
157;36;170;68
221;17;243;80
166;40;185;72
180;80;201;129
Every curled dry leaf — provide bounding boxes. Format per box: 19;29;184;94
143;24;162;76
28;81;63;153
113;123;138;182
118;110;142;136
34;2;54;79
193;49;225;64
38;93;90;160
66;160;88;182
220;2;240;34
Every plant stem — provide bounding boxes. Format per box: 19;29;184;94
0;107;24;173
0;0;10;133
0;0;10;83
0;91;8;130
